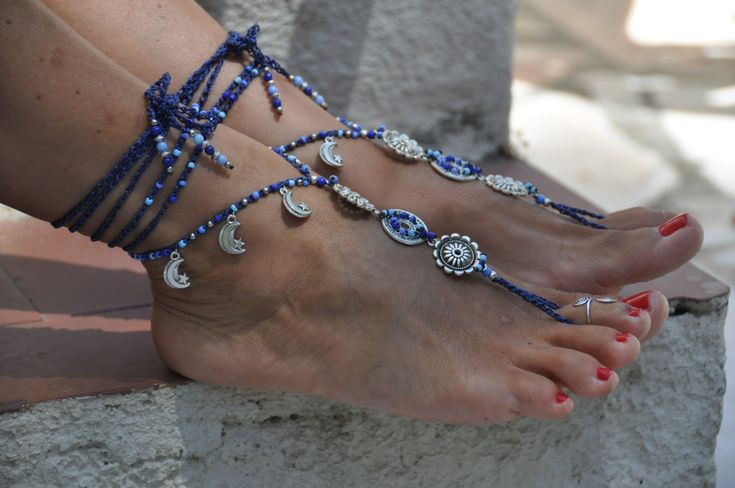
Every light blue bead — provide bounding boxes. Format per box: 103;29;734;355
178;180;186;187
191;103;200;112
337;130;344;137
230;204;238;213
144;197;154;206
235;76;243;84
156;141;168;152
172;149;182;157
187;162;196;169
482;267;494;277
293;75;303;86
267;85;279;96
251;68;259;76
288;179;296;187
287;155;296;162
251;191;261;201
216;154;228;165
178;240;187;248
218;111;226;119
193;133;204;145
314;95;325;105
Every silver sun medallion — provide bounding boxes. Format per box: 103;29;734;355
485;174;528;196
433;234;480;276
380;209;428;246
380;129;425;161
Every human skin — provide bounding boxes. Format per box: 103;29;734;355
42;0;704;295
0;0;671;423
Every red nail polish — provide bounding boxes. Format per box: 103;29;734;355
623;291;651;310
615;332;630;343
556;391;569;403
659;213;688;237
629;308;641;317
597;367;614;381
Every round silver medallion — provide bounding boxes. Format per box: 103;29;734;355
432;234;480;276
485;174;528;196
380;129;425;161
380;209;428;246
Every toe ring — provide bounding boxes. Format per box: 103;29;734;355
573;296;617;325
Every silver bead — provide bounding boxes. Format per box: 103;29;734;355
189;233;196;240
207;221;214;228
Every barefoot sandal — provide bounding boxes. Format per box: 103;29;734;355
52;24;577;324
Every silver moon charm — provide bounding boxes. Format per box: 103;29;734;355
218;214;246;255
318;136;344;168
380;209;428;246
432;234;480;276
282;188;312;218
485;174;528;196
163;251;191;289
380;129;426;161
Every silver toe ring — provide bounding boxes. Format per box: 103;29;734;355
573;296;617;325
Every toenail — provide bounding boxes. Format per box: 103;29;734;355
658;213;688;236
615;332;631;343
628;308;641;317
623;291;652;310
556;391;569;403
597;367;614;381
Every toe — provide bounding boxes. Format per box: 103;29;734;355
603;207;676;230
508;368;574;419
515;346;619;398
620;290;669;341
557;295;652;339
538;324;640;369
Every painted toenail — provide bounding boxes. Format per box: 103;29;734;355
658;213;688;236
556;391;569;403
615;332;630;343
597;367;614;381
623;291;651;310
628;308;641;317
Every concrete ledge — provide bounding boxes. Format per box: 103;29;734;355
0;296;727;487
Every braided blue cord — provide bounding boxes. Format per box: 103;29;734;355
492;276;572;323
550;202;606;229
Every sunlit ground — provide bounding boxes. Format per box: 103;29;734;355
513;0;734;485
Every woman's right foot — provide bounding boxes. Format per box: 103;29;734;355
141;130;668;424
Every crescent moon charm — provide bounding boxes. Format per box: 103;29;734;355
163;251;191;289
281;188;312;218
218;214;246;255
318;136;343;167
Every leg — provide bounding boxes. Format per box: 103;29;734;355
43;0;703;294
1;0;667;423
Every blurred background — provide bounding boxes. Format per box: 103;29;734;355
510;0;734;484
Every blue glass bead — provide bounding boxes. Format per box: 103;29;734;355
378;124;386;131
214;213;223;223
351;131;359;139
298;136;308;145
316;177;326;187
144;197;154;206
535;195;546;205
178;180;186;187
288;179;296;187
300;165;310;174
480;254;487;263
172;148;182;157
155;181;164;190
187;162;196;169
197;225;206;234
162;155;174;166
427;231;437;240
151;126;163;137
482;267;494;277
267;85;279;96
205;145;215;155
315;95;325;105
272;97;282;108
191;103;200;113
400;211;408;219
419;230;428;238
163;249;171;257
228;92;237;101
169;195;177;203
337;130;344;137
180;133;189;141
318;130;328;139
264;71;273;82
328;175;339;184
293;75;303;86
245;65;253;73
367;130;376;139
251;191;261;201
156;141;168;152
230;204;238;213
218;111;226;119
178;240;187;249
193;133;204;145
216;154;228;165
235;76;243;84
251;68;259;76
304;86;313;96
287;155;297;163
302;179;310;187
